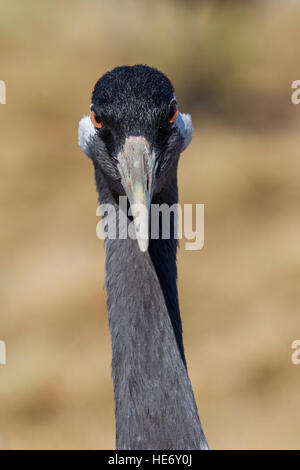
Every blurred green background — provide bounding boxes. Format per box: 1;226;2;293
1;0;300;449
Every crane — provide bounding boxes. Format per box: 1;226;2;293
78;65;208;450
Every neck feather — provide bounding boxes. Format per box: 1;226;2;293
94;165;207;450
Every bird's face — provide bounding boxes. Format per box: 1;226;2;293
79;65;193;251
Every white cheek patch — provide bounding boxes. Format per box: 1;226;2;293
78;115;96;159
174;112;193;152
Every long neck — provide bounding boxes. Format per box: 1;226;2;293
95;166;208;450
149;181;187;367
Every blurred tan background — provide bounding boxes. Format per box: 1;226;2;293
1;0;300;449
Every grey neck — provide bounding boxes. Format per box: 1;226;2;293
94;165;208;450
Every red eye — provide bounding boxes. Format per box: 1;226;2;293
91;110;103;129
168;103;178;123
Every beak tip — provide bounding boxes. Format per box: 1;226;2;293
137;239;149;253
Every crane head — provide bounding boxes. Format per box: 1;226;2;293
78;65;193;252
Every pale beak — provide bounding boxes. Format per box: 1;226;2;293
117;136;156;252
